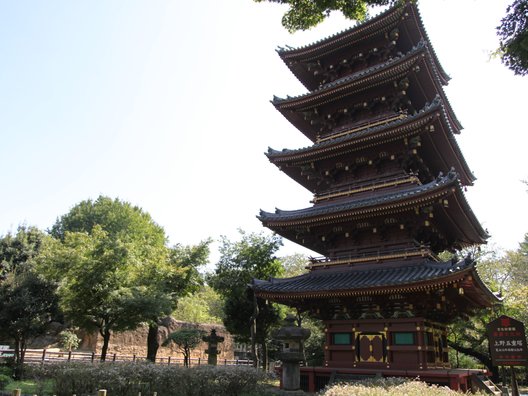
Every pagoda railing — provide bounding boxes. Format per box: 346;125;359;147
312;174;421;203
316;112;408;143
308;245;438;269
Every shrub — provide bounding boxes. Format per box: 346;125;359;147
59;330;81;351
0;373;12;390
29;362;273;396
318;378;487;396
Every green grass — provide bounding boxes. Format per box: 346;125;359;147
4;379;53;395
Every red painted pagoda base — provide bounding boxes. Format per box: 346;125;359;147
275;366;489;393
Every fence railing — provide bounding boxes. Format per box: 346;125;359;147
0;349;252;367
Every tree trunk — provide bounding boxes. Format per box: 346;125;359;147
261;341;268;371
250;292;259;369
13;336;24;380
183;346;190;367
448;341;499;381
146;323;159;363
100;328;111;362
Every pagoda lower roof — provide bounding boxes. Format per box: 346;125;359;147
272;40;461;141
267;96;474;186
251;257;499;308
277;2;450;89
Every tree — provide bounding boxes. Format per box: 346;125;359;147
41;196;177;361
172;285;224;324
146;240;211;362
497;0;528;76
280;253;309;277
162;327;206;367
446;244;528;380
0;227;58;379
58;329;80;352
254;0;395;32
208;230;284;369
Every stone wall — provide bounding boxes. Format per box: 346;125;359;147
80;317;235;361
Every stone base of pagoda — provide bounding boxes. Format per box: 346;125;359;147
275;366;488;393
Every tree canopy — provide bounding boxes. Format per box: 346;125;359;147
162;327;206;367
254;0;395;32
208;230;284;369
497;0;528;76
0;227;58;379
40;196;179;361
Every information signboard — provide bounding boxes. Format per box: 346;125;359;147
486;315;528;367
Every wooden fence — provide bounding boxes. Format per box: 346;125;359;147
0;349;252;367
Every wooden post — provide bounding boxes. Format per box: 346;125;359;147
11;389;21;396
168;356;171;365
133;354;136;362
98;390;107;396
511;366;520;396
41;349;46;362
91;351;95;363
113;353;117;361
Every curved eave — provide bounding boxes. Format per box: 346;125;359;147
273;43;461;140
445;185;489;244
273;42;428;110
258;175;488;243
267;98;474;186
259;174;456;225
277;2;449;85
464;267;502;308
252;259;475;301
278;2;449;88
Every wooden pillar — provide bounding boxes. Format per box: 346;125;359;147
307;369;316;393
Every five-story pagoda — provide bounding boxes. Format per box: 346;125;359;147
252;1;499;392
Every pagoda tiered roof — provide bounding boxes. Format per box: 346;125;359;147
253;257;496;302
272;40;461;142
266;97;475;188
258;172;488;253
252;257;500;320
276;1;449;90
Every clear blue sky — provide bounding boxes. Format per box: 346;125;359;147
1;0;526;260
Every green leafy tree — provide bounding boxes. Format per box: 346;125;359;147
208;230;284;369
446;245;528;380
145;240;211;362
162;327;206;367
0;227;58;379
59;329;80;352
41;196;178;361
280;253;309;277
497;0;528;76
254;0;395;32
172;285;224;324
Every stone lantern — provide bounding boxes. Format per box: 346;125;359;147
273;314;311;392
203;328;224;365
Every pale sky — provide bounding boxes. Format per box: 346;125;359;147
1;0;526;262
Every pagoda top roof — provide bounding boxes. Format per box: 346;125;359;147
251;257;499;309
273;40;429;107
266;96;475;186
271;40;461;140
276;1;450;88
